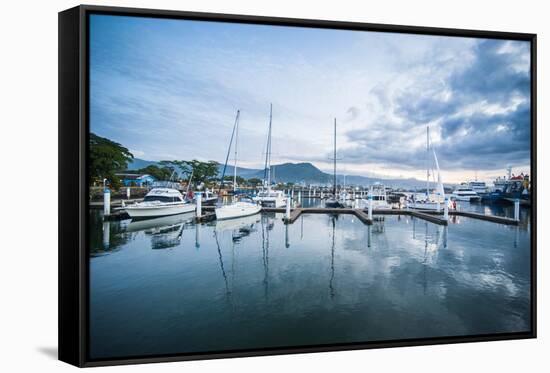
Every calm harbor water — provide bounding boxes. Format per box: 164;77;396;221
89;200;531;359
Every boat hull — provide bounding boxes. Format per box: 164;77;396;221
451;195;481;202
125;203;196;219
215;202;261;220
255;197;286;208
201;197;219;206
325;199;344;208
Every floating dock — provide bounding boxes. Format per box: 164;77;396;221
103;204;519;227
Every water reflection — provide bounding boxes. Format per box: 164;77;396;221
329;216;336;298
89;209;531;360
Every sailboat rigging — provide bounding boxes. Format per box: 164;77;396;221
215;110;262;220
326;118;344;208
253;104;286;207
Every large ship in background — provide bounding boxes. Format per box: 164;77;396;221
481;167;531;206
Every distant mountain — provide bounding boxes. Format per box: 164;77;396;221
127;158;431;189
127;158;159;170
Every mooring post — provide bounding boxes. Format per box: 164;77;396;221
298;190;302;204
126;187;131;199
514;199;520;221
196;192;202;218
368;194;373;220
195;223;200;249
437;198;441;213
285;196;291;220
367;225;371;248
102;221;110;249
443;197;449;221
103;186;111;217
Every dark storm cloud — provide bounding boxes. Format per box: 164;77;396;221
342;39;531;171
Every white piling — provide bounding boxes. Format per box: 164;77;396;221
195;224;200;249
103;188;111;216
285;196;291;220
126;187;131;199
514;199;520;221
437;199;441;213
443;197;449;221
102;221;110;249
368;194;373;220
285;224;290;248
298;190;302;204
367;225;371;248
196;192;202;217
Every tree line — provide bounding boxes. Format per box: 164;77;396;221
89;133;264;190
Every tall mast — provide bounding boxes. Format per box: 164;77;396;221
267;104;273;190
218;110;240;194
233;111;239;193
333;118;337;196
426;126;430;199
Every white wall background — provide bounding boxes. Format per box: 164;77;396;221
0;0;546;371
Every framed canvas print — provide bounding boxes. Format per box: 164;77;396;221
58;5;537;367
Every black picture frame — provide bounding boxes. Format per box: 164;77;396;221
59;4;537;367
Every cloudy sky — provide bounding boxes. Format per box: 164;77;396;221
90;15;531;183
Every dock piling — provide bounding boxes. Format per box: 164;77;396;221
285;196;291;220
444;197;449;221
103;188;111;216
367;194;373;220
514;199;520;221
196;192;202;218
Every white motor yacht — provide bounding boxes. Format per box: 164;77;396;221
363;183;392;210
254;189;286;207
451;187;481;202
468;181;487;194
123;188;195;218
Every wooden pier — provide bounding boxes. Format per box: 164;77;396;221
409;210;448;225
412;209;519;226
451;210;519;225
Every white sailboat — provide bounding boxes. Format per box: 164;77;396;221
215;110;261;220
254;104;286;207
413;126;452;211
326;118;345;208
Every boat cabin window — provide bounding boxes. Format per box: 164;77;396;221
144;196;181;203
